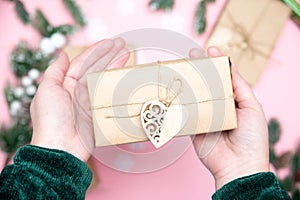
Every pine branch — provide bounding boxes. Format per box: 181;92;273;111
268;118;282;168
268;118;281;145
269;147;277;167
149;0;174;11
292;189;300;200
0;123;32;155
268;119;300;195
194;1;206;34
53;24;77;35
14;0;30;24
32;9;53;37
63;0;86;27
194;0;215;34
292;144;300;174
10;42;50;77
4;85;19;109
279;176;293;191
10;43;34;77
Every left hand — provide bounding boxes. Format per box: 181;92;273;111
30;38;129;162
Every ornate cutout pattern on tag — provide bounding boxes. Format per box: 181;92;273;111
141;100;188;148
141;100;166;146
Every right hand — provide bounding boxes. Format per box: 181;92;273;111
190;47;270;190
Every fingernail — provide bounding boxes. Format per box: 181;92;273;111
231;64;238;73
49;51;66;65
98;39;113;47
113;37;125;48
49;53;60;65
190;48;206;58
57;51;65;58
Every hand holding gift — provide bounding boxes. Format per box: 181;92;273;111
190;47;269;190
30;38;129;162
29;38;270;190
1;39;290;200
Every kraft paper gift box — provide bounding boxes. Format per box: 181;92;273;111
87;56;237;147
206;0;290;85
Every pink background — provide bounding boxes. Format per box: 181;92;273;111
0;0;300;199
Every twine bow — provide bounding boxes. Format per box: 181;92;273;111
223;10;271;61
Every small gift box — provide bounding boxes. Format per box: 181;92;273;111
87;56;237;148
206;0;290;85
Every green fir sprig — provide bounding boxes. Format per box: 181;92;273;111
148;0;216;34
194;0;215;35
10;42;52;77
149;0;174;11
268;119;300;199
0;0;86;167
14;0;30;24
63;0;86;26
5;0;85;35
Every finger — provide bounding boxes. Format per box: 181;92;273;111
76;38;126;85
66;39;114;80
106;48;130;69
207;46;223;57
231;65;259;109
108;41;129;67
43;52;70;85
189;48;207;59
86;37;126;74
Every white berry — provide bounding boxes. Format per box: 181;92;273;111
28;68;40;80
10;100;22;115
40;37;56;55
50;32;66;49
150;2;159;11
21;76;33;87
16;54;25;62
26;85;37;96
14;87;25;98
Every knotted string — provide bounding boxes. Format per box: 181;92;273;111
157;61;183;109
221;9;279;64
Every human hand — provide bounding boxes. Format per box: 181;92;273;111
190;47;270;190
30;38;129;162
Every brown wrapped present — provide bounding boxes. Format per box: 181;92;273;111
87;56;237;147
206;0;290;85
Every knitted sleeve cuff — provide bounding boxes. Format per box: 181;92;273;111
212;172;291;200
13;145;92;192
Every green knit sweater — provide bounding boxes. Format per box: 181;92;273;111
0;145;291;199
0;145;92;199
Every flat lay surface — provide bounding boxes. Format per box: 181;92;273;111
0;0;299;199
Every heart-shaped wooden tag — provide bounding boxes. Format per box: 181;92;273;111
140;100;188;148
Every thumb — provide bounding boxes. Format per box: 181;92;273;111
207;46;223;57
231;65;260;109
207;47;259;109
43;52;70;85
